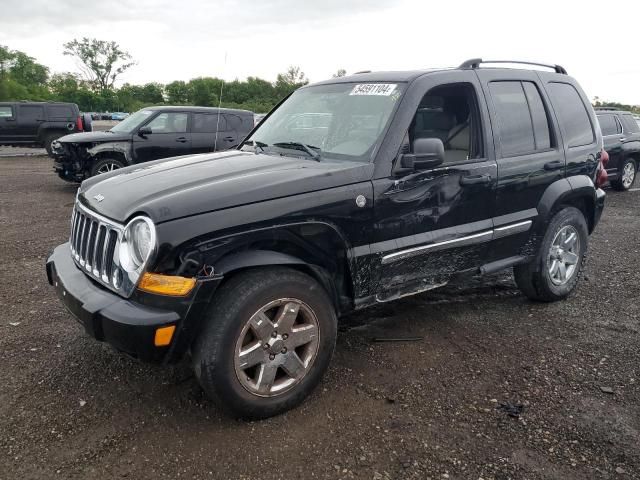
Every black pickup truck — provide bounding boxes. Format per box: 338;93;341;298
51;106;254;181
47;59;606;419
595;108;640;190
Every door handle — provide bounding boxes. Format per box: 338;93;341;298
223;136;234;141
544;160;563;171
459;174;492;185
176;137;188;143
620;137;626;142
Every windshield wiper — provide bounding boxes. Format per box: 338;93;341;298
272;142;321;161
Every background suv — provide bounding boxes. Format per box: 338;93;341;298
0;101;90;155
596;108;640;190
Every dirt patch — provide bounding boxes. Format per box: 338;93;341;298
1;156;639;479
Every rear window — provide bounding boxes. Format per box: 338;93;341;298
193;113;226;133
47;105;74;120
547;83;595;148
620;114;640;134
0;105;13;118
597;114;620;136
489;81;551;156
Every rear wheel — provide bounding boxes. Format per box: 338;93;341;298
514;207;588;302
611;158;637;191
193;267;337;419
90;158;125;177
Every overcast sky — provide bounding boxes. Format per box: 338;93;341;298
1;0;639;104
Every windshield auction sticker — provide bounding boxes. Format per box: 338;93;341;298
349;84;397;96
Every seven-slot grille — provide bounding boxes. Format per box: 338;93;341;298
70;203;122;289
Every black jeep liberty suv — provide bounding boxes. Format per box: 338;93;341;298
47;59;607;419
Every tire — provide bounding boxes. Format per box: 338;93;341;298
193;267;337;419
611;158;637;191
44;133;62;157
514;207;588;302
82;113;93;132
90;158;125;177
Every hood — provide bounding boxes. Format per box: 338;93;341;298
59;130;131;144
78;150;373;224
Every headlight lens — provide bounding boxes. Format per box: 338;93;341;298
119;216;156;273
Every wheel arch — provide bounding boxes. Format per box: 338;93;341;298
537;176;598;234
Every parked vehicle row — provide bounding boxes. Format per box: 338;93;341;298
0;101;91;155
51;106;254;182
595;108;640;190
47;59;606;419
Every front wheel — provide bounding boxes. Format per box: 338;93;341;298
193;267;337;419
90;158;125;177
514;207;588;302
611;158;637;191
44;133;62;157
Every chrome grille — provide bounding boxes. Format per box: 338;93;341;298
69;203;123;292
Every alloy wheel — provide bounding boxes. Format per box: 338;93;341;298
622;162;635;189
97;163;121;174
547;225;580;286
234;298;320;397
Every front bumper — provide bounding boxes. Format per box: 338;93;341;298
46;243;221;363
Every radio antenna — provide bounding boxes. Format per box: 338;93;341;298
214;52;227;152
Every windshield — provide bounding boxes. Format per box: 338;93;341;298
243;82;404;162
110;109;155;133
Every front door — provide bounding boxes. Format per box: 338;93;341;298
0;104;18;142
132;111;192;163
370;71;497;302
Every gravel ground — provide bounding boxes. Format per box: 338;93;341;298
0;156;639;480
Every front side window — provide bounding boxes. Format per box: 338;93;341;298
0;106;13;118
547;82;595;148
243;82;404;162
146;112;188;134
597;114;620;136
110;109;154;133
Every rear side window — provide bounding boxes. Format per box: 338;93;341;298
0;105;14;118
620;114;640;134
19;105;45;120
547;83;595;147
225;114;243;131
193;113;226;133
489;81;551;156
597;114;620;136
47;105;74;120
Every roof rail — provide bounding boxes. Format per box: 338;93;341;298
353;70;372;74
594;106;620;111
459;58;568;75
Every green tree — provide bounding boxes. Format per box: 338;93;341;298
274;66;308;99
166;80;191;104
63;38;135;91
332;69;346;78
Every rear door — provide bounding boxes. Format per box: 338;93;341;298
132;111;191;163
476;69;565;261
219;113;243;150
16;104;45;141
597;113;624;178
191;112;223;154
0;103;18;142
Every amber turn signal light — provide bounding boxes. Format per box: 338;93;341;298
154;325;176;347
138;272;196;297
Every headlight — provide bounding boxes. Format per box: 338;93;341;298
119;216;156;274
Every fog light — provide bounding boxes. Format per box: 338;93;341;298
154;325;176;347
138;272;196;296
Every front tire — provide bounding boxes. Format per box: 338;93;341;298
44;133;62;157
193;267;337;419
514;207;588;302
90;158;125;177
611;158;637;191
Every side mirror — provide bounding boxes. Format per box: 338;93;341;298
138;126;152;136
399;138;445;171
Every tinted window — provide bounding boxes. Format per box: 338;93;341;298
19;105;44;120
193;113;226;133
522;82;551;150
47;105;74;120
597;114;619;136
0;106;13;118
489;81;535;156
225;114;243;131
621;114;640;134
146;112;188;133
547;83;594;147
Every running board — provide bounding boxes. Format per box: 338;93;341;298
478;256;527;276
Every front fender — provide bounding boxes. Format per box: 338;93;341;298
86;142;133;164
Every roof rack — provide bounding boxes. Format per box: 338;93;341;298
459;58;568;75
